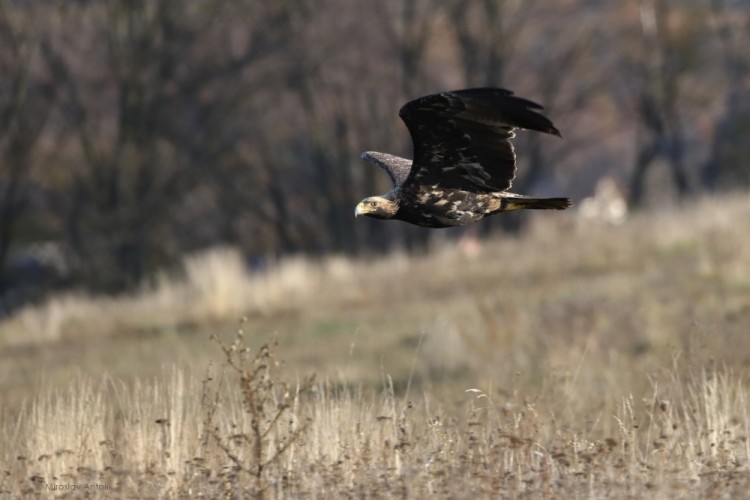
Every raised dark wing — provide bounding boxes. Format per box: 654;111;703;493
398;88;560;192
361;151;412;187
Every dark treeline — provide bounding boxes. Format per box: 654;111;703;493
0;0;749;306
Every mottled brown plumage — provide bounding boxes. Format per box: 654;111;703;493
355;88;571;228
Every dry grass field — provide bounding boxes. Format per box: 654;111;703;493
1;194;750;498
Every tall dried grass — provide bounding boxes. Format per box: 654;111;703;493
1;334;747;497
1;193;750;496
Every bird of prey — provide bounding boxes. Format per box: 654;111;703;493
354;88;571;228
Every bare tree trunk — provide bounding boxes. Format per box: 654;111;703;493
447;0;530;88
0;3;54;297
41;0;263;290
626;0;694;208
629;140;659;207
701;0;750;191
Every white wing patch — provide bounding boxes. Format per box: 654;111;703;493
417;189;444;204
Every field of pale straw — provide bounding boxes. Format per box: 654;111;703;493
1;194;749;497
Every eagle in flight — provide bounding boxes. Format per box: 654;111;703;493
355;88;571;228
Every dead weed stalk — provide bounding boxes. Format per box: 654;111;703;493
200;323;315;497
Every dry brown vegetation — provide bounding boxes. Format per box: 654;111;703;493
1;194;749;497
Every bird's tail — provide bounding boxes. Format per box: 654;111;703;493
498;194;572;212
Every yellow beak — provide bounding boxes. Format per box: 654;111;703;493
354;202;366;218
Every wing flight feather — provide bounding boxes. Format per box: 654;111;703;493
398;88;560;192
360;151;412;187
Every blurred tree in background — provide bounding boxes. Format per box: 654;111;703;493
702;0;750;190
0;2;56;305
0;0;748;308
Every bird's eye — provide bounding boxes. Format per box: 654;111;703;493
369;201;377;208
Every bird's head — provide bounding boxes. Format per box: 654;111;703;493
354;196;398;220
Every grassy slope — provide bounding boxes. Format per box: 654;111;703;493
1;194;749;497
